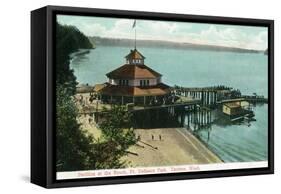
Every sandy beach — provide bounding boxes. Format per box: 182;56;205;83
122;128;222;168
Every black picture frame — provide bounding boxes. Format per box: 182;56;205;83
31;5;274;188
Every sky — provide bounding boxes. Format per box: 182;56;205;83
57;15;268;51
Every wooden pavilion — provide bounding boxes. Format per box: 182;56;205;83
98;49;171;105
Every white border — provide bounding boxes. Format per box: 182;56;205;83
57;161;268;180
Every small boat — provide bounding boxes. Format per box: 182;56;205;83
222;100;255;122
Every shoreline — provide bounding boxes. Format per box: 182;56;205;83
186;128;224;163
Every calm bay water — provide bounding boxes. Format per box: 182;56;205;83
71;45;268;97
70;45;268;162
191;104;268;162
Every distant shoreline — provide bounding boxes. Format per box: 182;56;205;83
89;36;264;54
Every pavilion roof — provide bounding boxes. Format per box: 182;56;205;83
99;83;170;96
106;64;162;79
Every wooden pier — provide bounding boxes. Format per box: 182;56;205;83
186;107;212;129
131;99;201;112
172;86;230;106
76;85;267;129
173;86;268;106
242;95;268;103
217;97;268;104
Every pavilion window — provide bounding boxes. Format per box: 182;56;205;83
119;79;129;86
140;80;150;86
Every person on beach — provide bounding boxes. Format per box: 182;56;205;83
79;95;84;105
152;135;154;140
89;94;94;103
88;117;93;124
159;134;162;141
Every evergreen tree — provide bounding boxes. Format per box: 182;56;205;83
55;22;136;171
99;106;137;160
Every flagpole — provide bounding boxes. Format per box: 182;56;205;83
134;21;137;49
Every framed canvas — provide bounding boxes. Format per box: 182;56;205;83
31;5;274;188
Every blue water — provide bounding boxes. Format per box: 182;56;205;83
193;105;268;162
70;45;268;162
71;46;268;97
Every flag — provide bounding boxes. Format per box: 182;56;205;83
132;20;136;28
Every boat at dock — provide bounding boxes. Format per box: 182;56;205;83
220;98;255;122
229;111;255;122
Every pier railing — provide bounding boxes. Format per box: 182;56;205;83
172;86;231;106
172;85;267;106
